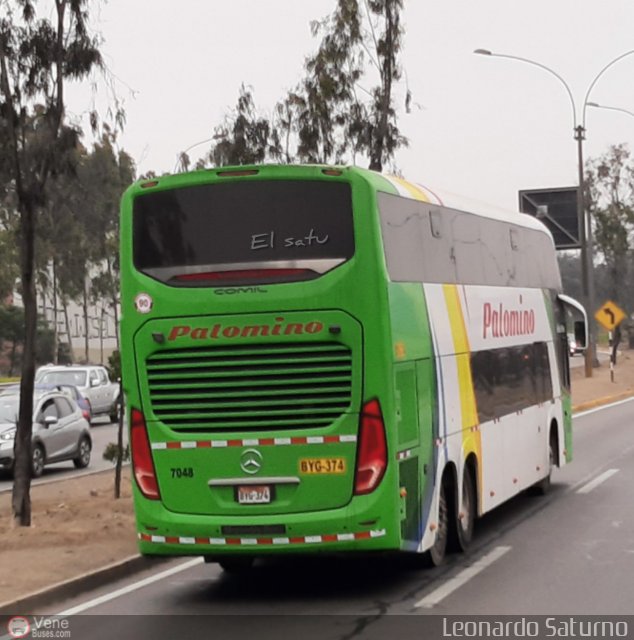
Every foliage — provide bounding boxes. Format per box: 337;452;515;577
0;304;56;375
202;0;407;172
107;348;121;382
586;144;634;304
102;441;130;464
204;85;274;168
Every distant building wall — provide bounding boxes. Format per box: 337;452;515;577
39;299;119;365
13;282;119;366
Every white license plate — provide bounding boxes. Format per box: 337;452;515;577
237;485;271;504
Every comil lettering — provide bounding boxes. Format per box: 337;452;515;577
167;317;324;341
483;301;535;339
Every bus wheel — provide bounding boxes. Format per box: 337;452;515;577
455;468;476;552
423;481;449;566
218;556;255;574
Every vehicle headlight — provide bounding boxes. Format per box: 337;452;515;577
0;428;16;441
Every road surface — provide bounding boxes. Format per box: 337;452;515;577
24;398;634;638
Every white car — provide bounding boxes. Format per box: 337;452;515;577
0;389;92;477
38;365;121;423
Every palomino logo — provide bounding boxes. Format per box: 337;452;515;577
168;317;325;341
483;298;536;339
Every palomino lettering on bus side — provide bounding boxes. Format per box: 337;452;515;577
167;317;325;341
482;296;536;339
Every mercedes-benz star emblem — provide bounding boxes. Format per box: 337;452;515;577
240;449;263;475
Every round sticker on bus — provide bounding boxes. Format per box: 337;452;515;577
134;293;153;314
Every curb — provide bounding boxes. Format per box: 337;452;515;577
0;554;169;615
572;391;634;414
0;464;130;495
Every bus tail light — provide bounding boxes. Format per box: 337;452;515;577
130;408;160;500
354;399;387;495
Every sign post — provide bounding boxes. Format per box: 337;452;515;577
594;300;626;382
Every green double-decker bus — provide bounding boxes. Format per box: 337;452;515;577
120;165;586;571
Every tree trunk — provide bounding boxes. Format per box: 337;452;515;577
82;281;89;362
52;259;59;364
13;196;38;527
369;1;397;172
62;297;76;363
114;382;123;499
107;257;120;350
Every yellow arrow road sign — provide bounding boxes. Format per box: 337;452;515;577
594;300;626;331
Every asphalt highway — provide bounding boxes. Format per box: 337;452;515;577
26;398;634;639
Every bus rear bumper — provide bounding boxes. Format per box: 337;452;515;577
134;497;400;556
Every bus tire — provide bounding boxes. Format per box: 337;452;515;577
455;467;476;552
423;480;449;567
218;556;255;574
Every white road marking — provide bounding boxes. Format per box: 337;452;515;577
414;545;511;609
576;468;619;494
57;558;203;615
574;396;634;418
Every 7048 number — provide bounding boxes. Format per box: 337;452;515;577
170;467;194;478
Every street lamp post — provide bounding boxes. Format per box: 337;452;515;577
587;102;634;120
474;48;634;378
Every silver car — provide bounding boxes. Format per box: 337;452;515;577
0;389;92;477
38;365;121;423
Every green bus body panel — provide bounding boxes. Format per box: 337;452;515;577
121;166;406;554
388;282;436;548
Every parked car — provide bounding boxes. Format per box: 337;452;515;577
34;364;56;383
0;388;92;477
38;365;121;423
1;383;92;423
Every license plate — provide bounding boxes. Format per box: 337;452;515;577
237;485;271;504
299;457;346;475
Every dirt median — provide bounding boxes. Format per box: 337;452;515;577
1;350;633;607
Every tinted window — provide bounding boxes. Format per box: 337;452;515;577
40;399;58;421
471;342;553;423
133;181;354;283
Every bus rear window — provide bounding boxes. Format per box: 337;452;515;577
132;180;354;286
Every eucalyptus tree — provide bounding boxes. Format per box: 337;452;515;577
0;0;104;526
204;1;408;172
586;143;634;304
202;85;274;168
78;133;135;351
276;0;407;170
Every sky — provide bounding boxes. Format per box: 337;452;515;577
65;0;634;214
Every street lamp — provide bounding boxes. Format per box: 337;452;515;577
587;101;634;120
474;48;634;378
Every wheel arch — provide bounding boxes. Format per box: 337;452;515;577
549;418;560;467
463;452;480;516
